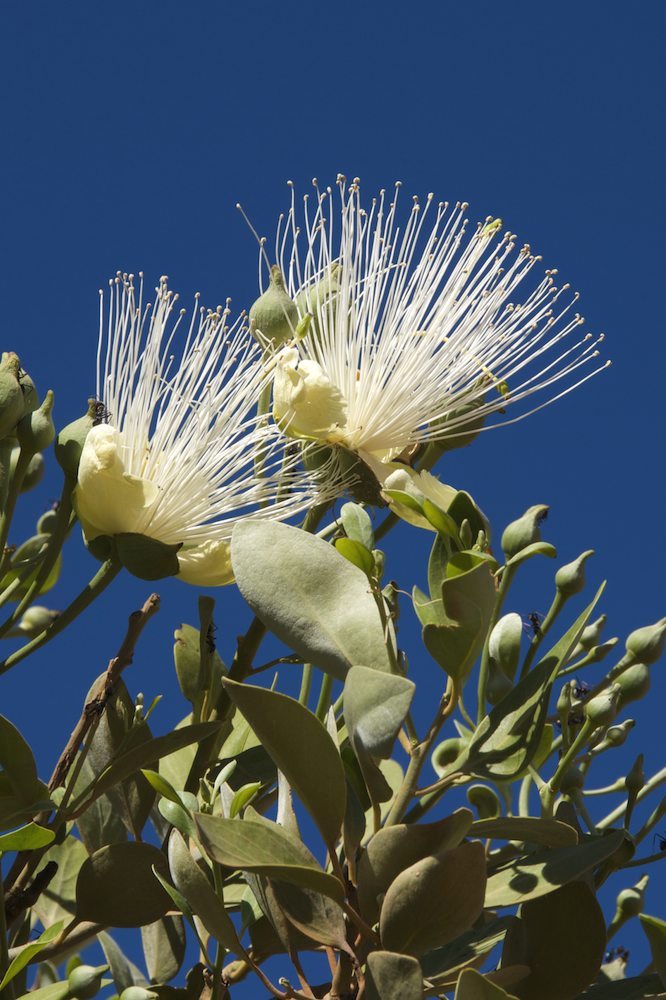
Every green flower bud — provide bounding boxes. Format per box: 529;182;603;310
586;638;619;663
501;504;549;560
120;989;159;1000
625;618;666;666
615;875;648;919
16;389;55;453
20;451;45;492
114;532;182;580
432;737;465;775
37;507;59;534
555;549;594;599
486;664;513;704
459;518;473;549
373;548;385;580
295;262;340;325
600;719;635;749
54;398;98;478
575;614;607;653
585;684;620;727
66;964;108;1000
18;370;39;416
429;395;487;454
0;352;24;438
616;662;650;707
559;765;585;793
7;605;59;638
625;753;645;796
249;265;298;347
466;783;501;818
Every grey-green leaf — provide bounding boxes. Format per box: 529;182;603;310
231;520;391;678
455;968;518;999
365;951;423;1000
76;843;172;927
222;678;346;847
141;916;186;984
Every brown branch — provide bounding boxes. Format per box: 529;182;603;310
3;594;161;914
48;592;161;791
2;861;58;924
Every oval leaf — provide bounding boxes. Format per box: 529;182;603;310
167;830;242;952
76;843;172;927
231;520;391;678
365;951;423;1000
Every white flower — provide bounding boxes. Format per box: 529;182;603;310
74;273;327;585
263;176;608;478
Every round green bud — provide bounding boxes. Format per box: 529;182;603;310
120;989;159;1000
54;398;98;478
20;451;45;492
9;605;59;638
501;504;549;560
466;783;500;818
249;265;298;347
585;685;620;727
0;352;24;438
555;549;594;599
625;618;666;666
37;507;59;534
602;720;635;749
16;389;55;453
432;737;465;775
616;662;650;708
459;518;473;549
67;964;108;999
616;876;648;918
559;765;585;794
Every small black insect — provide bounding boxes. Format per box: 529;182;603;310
572;679;591;701
523;612;544;638
92;397;111;426
604;946;629;964
652;831;666;852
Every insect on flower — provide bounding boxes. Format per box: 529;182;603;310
247;176;610;486
74;273;334;584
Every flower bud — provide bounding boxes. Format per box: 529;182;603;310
8;605;59;638
18;369;39;416
295;262;340;323
249;265;299;347
486;664;513;704
586;638;619;663
555;549;594;599
625;618;666;666
466;783;501;818
37;507;59;534
615;875;648;919
501;504;549;560
559;765;585;793
429;395;486;454
460;518;473;549
20;451;45;492
616;663;650;708
16;389;55;453
66;964;108;999
54;398;99;478
120;990;159;1000
599;719;635;750
575;614;607;654
625;754;645;797
0;352;24;438
585;684;620;727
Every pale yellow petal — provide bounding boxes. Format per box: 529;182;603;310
273;349;347;441
177;539;234;586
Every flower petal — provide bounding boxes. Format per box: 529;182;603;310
177;539;234;586
273;348;348;441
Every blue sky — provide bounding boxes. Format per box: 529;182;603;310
1;0;665;992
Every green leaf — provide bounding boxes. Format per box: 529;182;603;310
357;809;473;924
270;879;348;950
194;812;345;903
76;843;172;927
141;916;186;984
33;835;88;927
420;914;514;983
508;881;606;1000
229;782;262;818
0;713;50;809
0;822;55;852
222;678;346;846
380;842;486;957
334;536;375;576
73;757;128;853
167;830;243;952
340;502;374;550
470;816;578;848
140;769;182;806
412;585;443;628
0;921;64;990
448;492;491;543
173;624;204;706
14;981;71;1000
98;931;149;993
485;829;626;908
365;951;423;999
423;559;496;682
455;968;518;999
231;520;391;678
640;913;666;987
422;498;461;542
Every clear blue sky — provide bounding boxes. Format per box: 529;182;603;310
1;0;664;991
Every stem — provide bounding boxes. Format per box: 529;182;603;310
541;719;593;816
374;511;398;542
598;768;666;829
314;673;333;722
0;861;9;984
519;592;565;680
384;678;459;826
298;664;312;706
0;558;122;677
0;487;74;635
0;451;31;579
477;566;515;724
